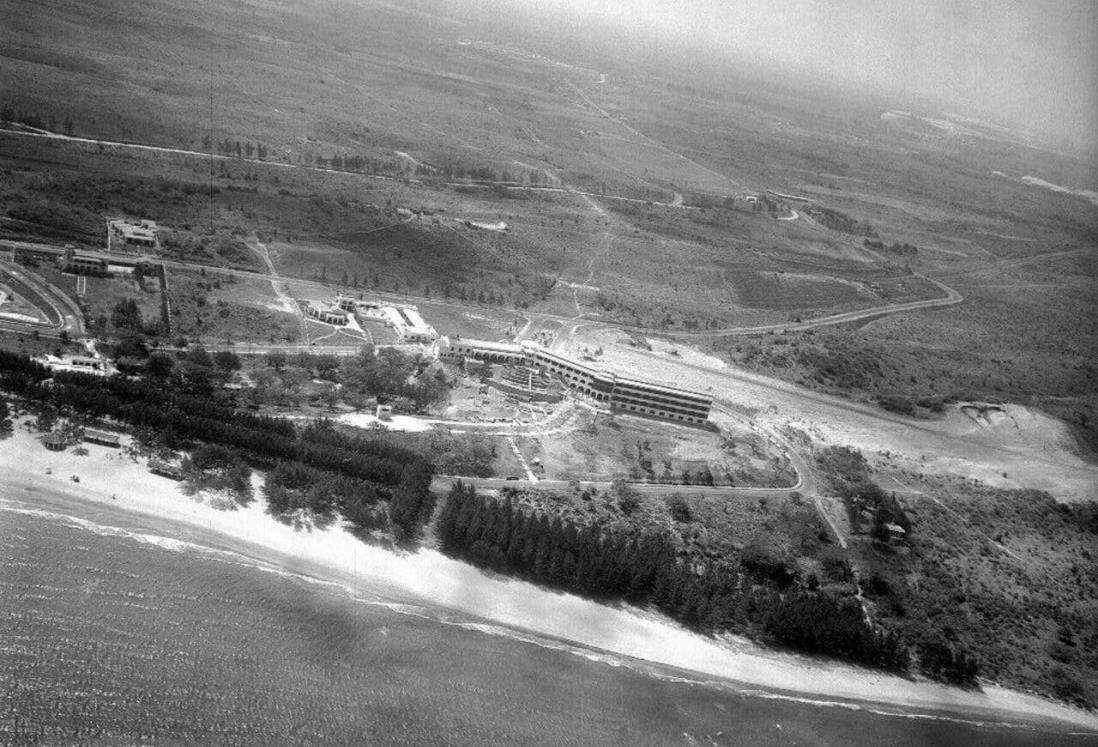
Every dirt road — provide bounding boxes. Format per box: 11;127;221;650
565;329;1098;503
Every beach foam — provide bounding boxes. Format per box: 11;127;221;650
2;423;1095;732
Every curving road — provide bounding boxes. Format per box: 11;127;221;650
0;258;85;339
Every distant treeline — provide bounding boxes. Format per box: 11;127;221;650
436;483;915;674
864;239;918;256
0;350;435;539
0;103;73;135
806;206;877;237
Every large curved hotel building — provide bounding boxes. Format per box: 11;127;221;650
438;337;713;425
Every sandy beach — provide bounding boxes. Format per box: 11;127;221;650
2;422;1096;733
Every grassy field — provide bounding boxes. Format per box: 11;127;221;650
10;0;1093;339
712;267;1098;452
168;269;300;344
3;0;1094;361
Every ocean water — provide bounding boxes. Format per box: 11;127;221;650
1;494;1093;746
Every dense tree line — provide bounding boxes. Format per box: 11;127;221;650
436;483;909;671
0;351;435;537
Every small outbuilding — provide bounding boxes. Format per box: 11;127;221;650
148;459;184;480
885;523;908;543
43;431;67;451
83;429;121;448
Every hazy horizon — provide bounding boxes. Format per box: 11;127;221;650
463;0;1098;153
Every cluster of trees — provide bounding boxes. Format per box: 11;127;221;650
159;229;254;267
816;446;911;539
181;443;253;503
0;102;73;135
436;483;909;670
877;393;946;416
439;274;556;310
314;154;373;172
107;344;241;398
0;352;436;538
245;348;449;413
917;636;980;685
262;429;433;540
864;239;918;256
205;137;269;160
806;206;878;237
0;397;12;435
109;299;158;337
340;346;450;411
265;459;376;528
416;431;496;477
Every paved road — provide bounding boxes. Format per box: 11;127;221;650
592;274;962;340
0;258;85;339
430;475;802;499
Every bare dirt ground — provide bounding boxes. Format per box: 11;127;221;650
516;410;795;486
568;328;1098;503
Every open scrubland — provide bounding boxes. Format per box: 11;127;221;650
516;412;795;487
2;0;1098;716
847;461;1098;709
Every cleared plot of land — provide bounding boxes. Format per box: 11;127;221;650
168;269;300;344
440;374;542;425
416;302;521;341
725;270;874;310
516;411;796;487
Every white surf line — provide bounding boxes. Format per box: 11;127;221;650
4;496;1093;735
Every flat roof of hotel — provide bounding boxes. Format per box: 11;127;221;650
445;338;523;353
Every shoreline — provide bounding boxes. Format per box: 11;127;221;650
2;426;1097;733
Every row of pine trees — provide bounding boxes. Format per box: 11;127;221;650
437;482;967;678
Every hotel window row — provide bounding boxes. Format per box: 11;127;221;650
437;337;713;425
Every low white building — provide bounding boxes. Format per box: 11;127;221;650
437;337;525;364
335;295;436;342
37;353;114;377
381;305;436;342
304;302;349;326
108;219;158;251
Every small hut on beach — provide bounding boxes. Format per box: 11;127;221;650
43;431;67;452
